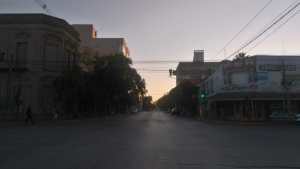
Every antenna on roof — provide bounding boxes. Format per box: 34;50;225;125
34;0;52;15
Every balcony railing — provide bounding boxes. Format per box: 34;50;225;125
0;62;28;72
0;59;78;73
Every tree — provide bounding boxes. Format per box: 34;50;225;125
53;65;83;118
53;54;148;118
91;55;146;114
143;96;154;111
234;52;247;61
156;81;198;116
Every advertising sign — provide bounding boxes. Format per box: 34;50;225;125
259;64;296;71
256;72;268;81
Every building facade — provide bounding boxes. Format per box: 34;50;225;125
176;50;219;85
73;24;130;58
0;14;80;120
201;55;300;121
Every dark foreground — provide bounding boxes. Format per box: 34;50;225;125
1;111;300;169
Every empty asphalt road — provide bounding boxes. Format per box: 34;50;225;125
1;111;300;169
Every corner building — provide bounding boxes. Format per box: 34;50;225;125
0;14;80;120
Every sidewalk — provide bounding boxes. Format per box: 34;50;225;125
203;119;299;126
0;113;134;128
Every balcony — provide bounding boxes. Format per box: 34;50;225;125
0;62;28;72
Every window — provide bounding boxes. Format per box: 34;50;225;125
16;42;28;67
0;51;5;62
66;51;72;68
45;43;58;71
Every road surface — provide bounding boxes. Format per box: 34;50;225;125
1;111;300;169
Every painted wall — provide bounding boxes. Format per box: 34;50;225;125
73;24;130;57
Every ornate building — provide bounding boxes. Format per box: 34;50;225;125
0;14;80;120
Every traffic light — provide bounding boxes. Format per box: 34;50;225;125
200;93;205;99
169;69;176;77
199;91;207;104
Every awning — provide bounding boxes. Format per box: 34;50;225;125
208;92;300;101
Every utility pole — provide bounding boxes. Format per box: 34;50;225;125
281;60;286;116
169;69;176;77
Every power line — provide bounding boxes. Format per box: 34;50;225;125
262;0;299;28
244;0;299;53
133;60;188;64
225;0;300;60
246;10;300;53
132;60;221;64
136;69;169;72
214;0;273;58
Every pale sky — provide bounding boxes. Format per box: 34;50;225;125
1;0;300;100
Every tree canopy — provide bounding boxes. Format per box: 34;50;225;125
53;54;147;118
156;81;198;116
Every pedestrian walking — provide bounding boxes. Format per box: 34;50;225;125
25;106;34;125
53;108;59;120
